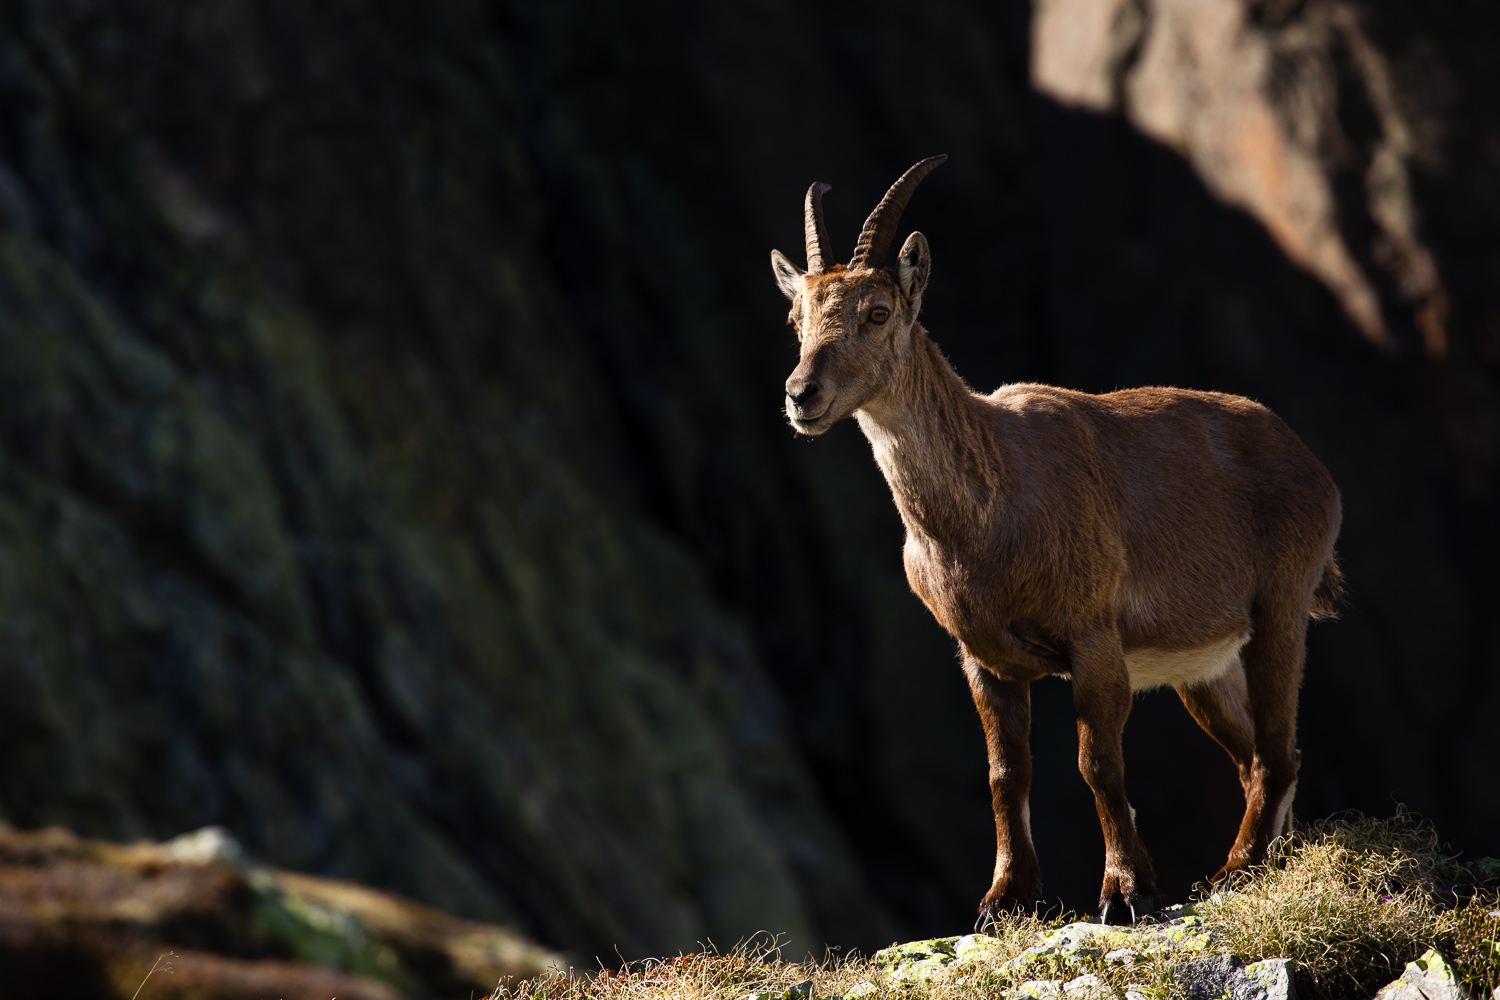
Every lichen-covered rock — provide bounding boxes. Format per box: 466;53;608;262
1171;953;1300;1000
874;911;1301;1000
872;936;962;981
0;823;561;1000
1372;949;1469;1000
1060;972;1109;997
1238;959;1297;1000
1173;953;1245;1000
1022;909;1215;964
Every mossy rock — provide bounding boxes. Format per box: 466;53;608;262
874;908;1217;986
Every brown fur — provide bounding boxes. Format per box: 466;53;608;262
771;164;1342;926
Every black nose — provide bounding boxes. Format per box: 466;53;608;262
786;379;820;407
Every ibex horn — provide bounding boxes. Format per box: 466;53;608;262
804;181;833;275
850;155;947;269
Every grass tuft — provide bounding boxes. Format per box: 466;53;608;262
1199;808;1500;998
493;935;865;1000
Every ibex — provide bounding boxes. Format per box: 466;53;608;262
770;157;1342;925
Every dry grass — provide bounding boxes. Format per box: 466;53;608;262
490;914;1184;1000
1200;808;1500;999
494;936;880;1000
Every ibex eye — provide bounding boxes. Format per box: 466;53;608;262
870;308;890;323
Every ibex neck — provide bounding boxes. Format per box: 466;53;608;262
854;325;1002;542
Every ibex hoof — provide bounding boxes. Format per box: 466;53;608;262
974;893;1034;933
1098;892;1158;925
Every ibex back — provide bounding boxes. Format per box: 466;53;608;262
770;157;1342;926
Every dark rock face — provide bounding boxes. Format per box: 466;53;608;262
0;0;894;959
0;0;1495;959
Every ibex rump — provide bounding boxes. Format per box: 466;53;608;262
770;157;1342;925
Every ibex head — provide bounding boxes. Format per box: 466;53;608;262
770;156;947;435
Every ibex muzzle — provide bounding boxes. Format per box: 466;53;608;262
769;158;1342;927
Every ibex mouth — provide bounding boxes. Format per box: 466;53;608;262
787;398;835;434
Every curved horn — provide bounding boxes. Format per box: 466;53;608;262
804;182;833;274
850;155;947;269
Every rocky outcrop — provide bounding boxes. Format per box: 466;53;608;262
874;907;1220;990
1372;949;1472;1000
872;914;1481;1000
0;824;561;1000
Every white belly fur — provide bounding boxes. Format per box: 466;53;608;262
1124;633;1249;692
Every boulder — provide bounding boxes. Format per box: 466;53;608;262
1372;949;1470;1000
1171;954;1298;1000
1173;953;1245;1000
1238;959;1297;1000
0;824;562;1000
871;936;960;981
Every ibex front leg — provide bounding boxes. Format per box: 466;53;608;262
965;656;1041;929
1070;628;1158;924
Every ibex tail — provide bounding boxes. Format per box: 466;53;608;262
1309;555;1344;621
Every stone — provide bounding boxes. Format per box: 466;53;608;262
1237;959;1297;1000
1372;949;1469;1000
1009;912;1216;986
1172;953;1299;1000
161;826;246;866
956;933;1024;964
872;937;960;981
1062;973;1110;997
745;983;820;1000
1174;953;1244;1000
876;911;1219;987
844;982;877;1000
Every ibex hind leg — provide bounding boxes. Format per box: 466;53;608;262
1176;664;1258;883
1220;599;1307;880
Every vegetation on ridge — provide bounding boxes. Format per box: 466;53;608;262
498;812;1500;1000
1201;809;1500;998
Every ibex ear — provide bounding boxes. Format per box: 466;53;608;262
770;249;805;301
897;231;931;303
